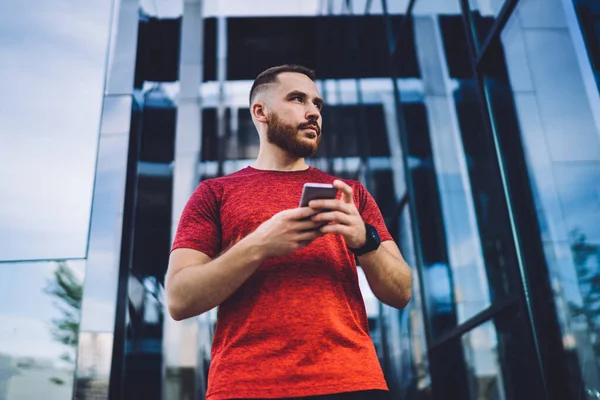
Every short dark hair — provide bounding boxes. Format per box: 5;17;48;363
249;64;316;106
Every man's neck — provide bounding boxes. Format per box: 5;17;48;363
252;148;308;171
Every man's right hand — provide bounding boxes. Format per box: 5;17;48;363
249;206;325;259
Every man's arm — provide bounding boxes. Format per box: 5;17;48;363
357;241;412;309
309;179;412;310
166;206;324;321
166;237;264;321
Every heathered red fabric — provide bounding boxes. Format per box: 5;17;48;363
171;166;393;399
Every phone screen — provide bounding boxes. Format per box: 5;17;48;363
299;183;338;207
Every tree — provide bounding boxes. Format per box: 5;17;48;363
44;261;83;365
568;230;600;357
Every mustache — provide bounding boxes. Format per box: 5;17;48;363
298;121;321;135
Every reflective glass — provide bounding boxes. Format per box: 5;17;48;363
482;0;600;395
468;0;507;46
411;14;496;337
571;0;600;92
439;20;519;301
462;321;505;400
0;260;85;400
105;0;139;95
553;164;600;244
516;0;568;29
79;134;129;333
543;241;600;395
0;0;113;262
74;332;113;398
201;0;411;17
412;0;461;16
418;13;519;325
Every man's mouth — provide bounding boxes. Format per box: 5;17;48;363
301;126;319;135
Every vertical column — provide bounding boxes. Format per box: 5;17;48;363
164;0;203;399
75;0;140;397
216;16;228;176
412;15;489;324
412;12;506;396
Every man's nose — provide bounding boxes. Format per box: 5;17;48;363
306;104;320;121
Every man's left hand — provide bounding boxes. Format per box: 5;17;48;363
309;180;366;249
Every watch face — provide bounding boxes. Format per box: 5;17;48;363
368;225;380;242
351;224;381;256
365;224;380;250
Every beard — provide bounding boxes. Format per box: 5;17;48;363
266;112;321;158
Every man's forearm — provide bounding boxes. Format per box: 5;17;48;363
358;243;412;309
167;234;265;320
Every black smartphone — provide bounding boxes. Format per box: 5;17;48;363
299;183;338;207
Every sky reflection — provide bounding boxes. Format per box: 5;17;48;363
0;0;113;261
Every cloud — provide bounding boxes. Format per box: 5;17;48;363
0;0;113;261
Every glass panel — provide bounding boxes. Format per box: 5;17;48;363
544;241;600;396
74;331;113;398
0;260;85;400
468;0;507;46
140;87;177;163
412;0;461;16
410;14;498;342
105;0;139;96
553;164;600;244
121;100;174;397
481;0;600;395
226;16;419;81
202;0;413;17
428;336;471;398
79;133;129;333
571;0;600;93
435;14;518;299
462;320;506;400
436;15;521;303
0;0;113;262
516;0;568;28
379;196;432;399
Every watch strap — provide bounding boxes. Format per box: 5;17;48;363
350;223;381;256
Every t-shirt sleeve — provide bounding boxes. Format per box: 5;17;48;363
171;181;222;258
354;182;394;242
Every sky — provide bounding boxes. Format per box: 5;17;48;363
0;0;113;262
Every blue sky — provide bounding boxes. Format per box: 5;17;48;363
0;0;112;261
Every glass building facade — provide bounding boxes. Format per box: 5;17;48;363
1;0;600;399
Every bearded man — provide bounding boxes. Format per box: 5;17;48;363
166;64;412;400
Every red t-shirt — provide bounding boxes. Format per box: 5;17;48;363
171;166;393;399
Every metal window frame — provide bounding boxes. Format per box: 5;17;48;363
474;0;520;66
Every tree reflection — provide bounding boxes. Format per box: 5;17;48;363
569;230;600;360
44;261;83;380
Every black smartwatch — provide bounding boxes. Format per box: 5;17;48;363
350;223;381;256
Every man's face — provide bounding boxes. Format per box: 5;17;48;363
264;72;324;158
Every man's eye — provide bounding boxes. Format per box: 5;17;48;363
292;96;302;102
314;103;322;110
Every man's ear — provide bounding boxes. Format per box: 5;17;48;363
252;102;268;123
